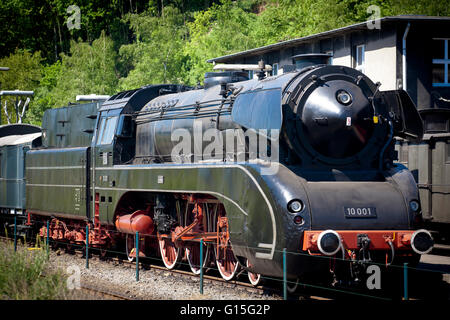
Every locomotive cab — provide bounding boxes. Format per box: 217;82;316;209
93;84;192;167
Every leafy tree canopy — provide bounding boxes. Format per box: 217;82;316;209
1;0;449;125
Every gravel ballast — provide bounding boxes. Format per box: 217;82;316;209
44;249;281;300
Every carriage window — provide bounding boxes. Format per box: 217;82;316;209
432;39;450;87
96;116;119;145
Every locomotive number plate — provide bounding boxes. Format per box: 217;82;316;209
344;207;377;218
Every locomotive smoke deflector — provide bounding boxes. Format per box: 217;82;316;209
379;89;424;141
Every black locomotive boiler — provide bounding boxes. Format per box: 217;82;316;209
0;60;434;287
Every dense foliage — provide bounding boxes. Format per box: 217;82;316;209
0;242;68;299
0;0;449;125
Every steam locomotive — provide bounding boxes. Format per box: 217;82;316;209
0;57;434;288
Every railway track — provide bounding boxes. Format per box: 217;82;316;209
66;246;449;301
6;235;449;301
79;252;335;301
72;250;302;300
0;235;328;300
79;283;134;300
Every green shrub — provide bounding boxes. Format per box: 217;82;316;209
0;242;68;300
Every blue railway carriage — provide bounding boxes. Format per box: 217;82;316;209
0;124;41;218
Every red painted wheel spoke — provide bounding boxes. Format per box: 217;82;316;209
159;238;180;270
216;242;239;281
246;259;261;286
186;243;208;275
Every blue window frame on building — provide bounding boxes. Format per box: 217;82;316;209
432;38;450;87
354;45;365;73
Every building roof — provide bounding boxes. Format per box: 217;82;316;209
207;15;450;63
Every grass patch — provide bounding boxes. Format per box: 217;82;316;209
0;241;68;299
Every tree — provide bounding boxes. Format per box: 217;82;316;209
28;61;62;125
2;0;450;125
0;49;43;124
0;0;56;62
181;0;258;85
30;32;119;123
118;5;188;89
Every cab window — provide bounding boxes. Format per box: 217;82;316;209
96;116;119;145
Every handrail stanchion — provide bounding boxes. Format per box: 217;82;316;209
283;248;287;300
136;231;139;282
403;262;408;300
200;239;204;294
46;220;50;259
14;214;17;252
86;225;89;269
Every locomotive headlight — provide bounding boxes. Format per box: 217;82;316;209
336;90;352;105
288;199;304;213
409;200;420;212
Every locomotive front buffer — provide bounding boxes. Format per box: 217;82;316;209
302;229;434;263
